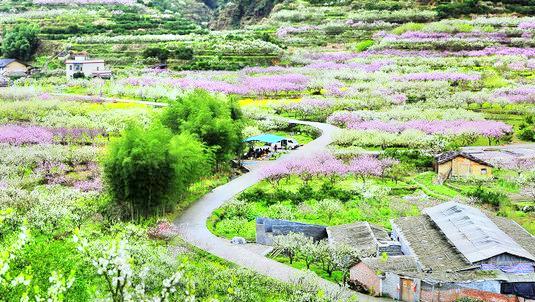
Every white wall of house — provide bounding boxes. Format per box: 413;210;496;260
66;61;106;78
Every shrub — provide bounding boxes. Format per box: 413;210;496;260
519;117;535;142
72;72;85;79
142;46;170;63
467;187;507;207
482;73;508;89
519;128;535;142
392;22;424;35
355;40;374;52
383;149;433;170
171;46;194;60
436;0;485;19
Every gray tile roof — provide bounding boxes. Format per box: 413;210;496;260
392;215;470;272
361;255;419;273
491;216;535;259
327;222;390;256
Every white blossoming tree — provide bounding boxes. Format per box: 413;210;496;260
74;230;195;302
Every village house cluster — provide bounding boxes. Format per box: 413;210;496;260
351;201;535;302
256;201;535;302
0;51;111;86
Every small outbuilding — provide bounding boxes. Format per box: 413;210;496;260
435;151;493;181
256;217;327;245
0;59;29;77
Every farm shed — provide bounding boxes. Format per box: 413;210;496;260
435;151;493;181
349;202;535;302
350;256;419;297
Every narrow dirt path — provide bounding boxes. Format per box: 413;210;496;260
173;120;390;301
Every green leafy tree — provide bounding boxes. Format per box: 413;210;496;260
297;236;318;270
169;131;214;197
104;123;174;218
161;90;243;169
316;241;337;277
385;163;415;184
1;24;40;61
272;232;307;264
104;123;212;217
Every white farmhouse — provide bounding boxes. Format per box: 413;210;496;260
65;52;111;79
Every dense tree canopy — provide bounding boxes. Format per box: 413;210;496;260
104;122;211;217
161;90;243;169
1;24;40;61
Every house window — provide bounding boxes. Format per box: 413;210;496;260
69;65;72;70
481;168;487;175
97;67;99;71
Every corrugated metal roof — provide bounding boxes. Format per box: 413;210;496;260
424;202;535;263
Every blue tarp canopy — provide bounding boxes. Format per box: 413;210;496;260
244;134;287;144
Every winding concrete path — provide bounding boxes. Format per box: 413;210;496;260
173;119;389;301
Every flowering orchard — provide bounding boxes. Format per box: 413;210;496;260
260;152;396;185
